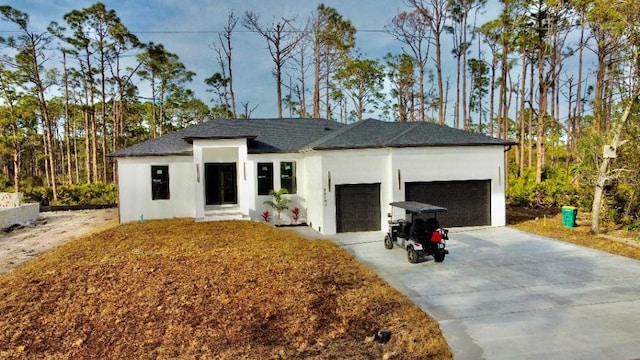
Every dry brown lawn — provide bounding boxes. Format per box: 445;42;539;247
0;219;452;359
507;205;640;260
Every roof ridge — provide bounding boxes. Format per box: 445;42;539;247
303;121;363;150
387;122;420;145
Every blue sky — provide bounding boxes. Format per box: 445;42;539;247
2;0;509;121
0;0;595;130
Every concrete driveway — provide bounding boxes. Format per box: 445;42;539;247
293;226;640;359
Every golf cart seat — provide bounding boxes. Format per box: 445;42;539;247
410;218;429;242
425;217;440;231
402;221;412;238
424;217;441;242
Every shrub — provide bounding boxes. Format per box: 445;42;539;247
23;186;53;205
23;182;118;206
507;167;578;208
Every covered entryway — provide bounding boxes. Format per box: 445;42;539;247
335;183;381;233
406;180;491;227
204;163;237;205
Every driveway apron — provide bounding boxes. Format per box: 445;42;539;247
297;227;640;360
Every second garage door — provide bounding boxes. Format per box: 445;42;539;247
335;183;381;233
406;180;491;227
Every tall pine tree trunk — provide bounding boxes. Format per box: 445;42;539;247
519;53;528;176
313;38;321;118
101;49;108;183
489;56;496;137
435;36;445;125
276;61;283;118
9;105;21;192
91;109;98;183
38;86;57;199
462;14;469;130
63;52;73;184
535;44;547;183
591;92;639;234
84;107;91;184
528;58;534;168
576;23;585;133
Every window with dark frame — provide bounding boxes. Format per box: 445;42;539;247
257;162;273;195
151;165;170;200
280;161;297;194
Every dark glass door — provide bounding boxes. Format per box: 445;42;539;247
205;163;237;205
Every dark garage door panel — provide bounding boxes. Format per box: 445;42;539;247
406;180;491;227
336;184;381;233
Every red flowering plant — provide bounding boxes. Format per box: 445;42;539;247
261;209;271;222
291;207;300;224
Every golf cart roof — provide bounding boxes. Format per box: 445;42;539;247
389;201;448;214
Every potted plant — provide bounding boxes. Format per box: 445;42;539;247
263;188;291;226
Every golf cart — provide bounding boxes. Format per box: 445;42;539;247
384;201;449;263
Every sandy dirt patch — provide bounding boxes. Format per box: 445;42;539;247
0;208;118;274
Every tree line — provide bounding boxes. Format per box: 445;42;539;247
0;1;639;233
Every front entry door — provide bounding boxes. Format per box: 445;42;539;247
205;163;237;205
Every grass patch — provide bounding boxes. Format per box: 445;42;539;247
0;219;452;359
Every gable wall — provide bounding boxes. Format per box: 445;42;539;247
307;145;506;235
315;148;392;234
389;146;506;226
117;156;196;223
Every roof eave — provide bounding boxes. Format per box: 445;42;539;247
183;135;256;143
312;142;516;151
110;150;194;158
248;149;300;154
311;144;387;151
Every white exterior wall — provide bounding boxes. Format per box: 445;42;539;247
303;154;324;232
117;142;507;232
389;146;507;227
246;153;305;224
306;145;506;235
318;148;392;235
117;156;196;223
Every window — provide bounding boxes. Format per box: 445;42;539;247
151;165;170;200
257;162;273;195
280;162;297;194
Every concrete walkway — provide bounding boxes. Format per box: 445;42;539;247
290;226;640;360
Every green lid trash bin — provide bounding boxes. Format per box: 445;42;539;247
561;206;577;228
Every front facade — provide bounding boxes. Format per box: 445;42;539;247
114;119;514;235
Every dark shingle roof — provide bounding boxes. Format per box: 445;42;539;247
111;118;514;158
111;129;193;157
110;118;344;157
308;119;514;150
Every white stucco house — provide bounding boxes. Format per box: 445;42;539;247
111;118;515;235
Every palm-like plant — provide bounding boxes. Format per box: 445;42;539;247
263;188;291;225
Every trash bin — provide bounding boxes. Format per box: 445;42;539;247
561;206;577;228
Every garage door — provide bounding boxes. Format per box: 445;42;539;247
406;180;491;227
336;183;381;233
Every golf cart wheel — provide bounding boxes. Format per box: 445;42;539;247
434;252;446;263
407;247;419;264
384;235;394;249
